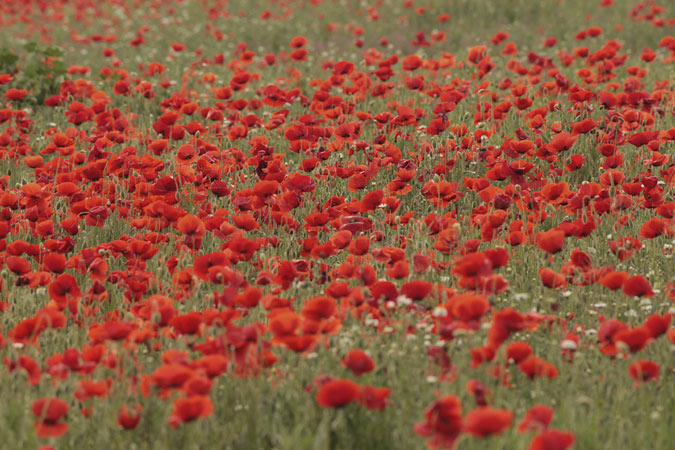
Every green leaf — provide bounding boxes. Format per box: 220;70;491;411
23;42;37;53
50;60;67;76
43;47;64;57
0;50;18;68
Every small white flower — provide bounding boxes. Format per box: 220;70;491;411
397;295;412;306
561;340;577;351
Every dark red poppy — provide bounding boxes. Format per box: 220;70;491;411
400;280;433;300
48;274;82;310
622;275;653;297
6;256;31;275
43;253;66;273
316;379;361;408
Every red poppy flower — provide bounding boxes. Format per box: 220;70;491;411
539;268;567;289
506;341;533;364
359;385;392;410
289;35;307;48
268;310;301;338
43;253;66;273
488;307;536;348
301;296;336;321
598;271;628;290
529;429;575;450
48;273;82;310
330;230;353;249
536;229;565;254
316;379;361;408
414;394;463;449
290;49;308;61
570;118;596;135
402;55;423;71
452;252;493;278
613;326;650;353
639;218;666;239
447;293;489;323
628;360;660;385
176;214;205;237
5;88;27;101
18;355;42;385
622;275;653;297
518;404;554;433
74;378;109;401
401;280;433;300
464;407;513;437
518;357;558;380
343;349;375;376
193;252;231;282
643;313;672;338
169;312;203;335
168;396;214;428
385;259;410;279
348;236;371;255
5;256;32;275
117;405;142;430
151;364;195;389
32;397;69;438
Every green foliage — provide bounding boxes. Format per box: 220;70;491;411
1;42;66;106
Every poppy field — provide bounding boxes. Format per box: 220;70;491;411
0;0;674;449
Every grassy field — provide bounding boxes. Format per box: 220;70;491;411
0;0;673;449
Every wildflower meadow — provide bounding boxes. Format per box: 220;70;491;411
0;0;673;449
